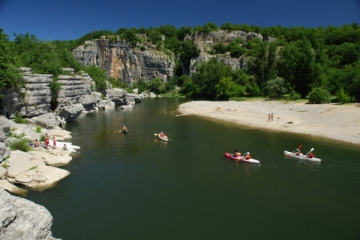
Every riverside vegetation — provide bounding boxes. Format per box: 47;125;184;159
0;22;359;106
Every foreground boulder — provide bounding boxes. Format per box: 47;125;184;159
0;188;59;240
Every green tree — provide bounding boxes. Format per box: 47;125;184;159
0;29;23;90
247;41;278;92
191;58;233;99
265;77;287;99
83;65;107;91
215;76;246;100
278;38;320;98
179;40;200;73
227;41;245;58
308;88;331;104
148;78;165;94
336;88;351;103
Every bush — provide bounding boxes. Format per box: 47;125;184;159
35;125;42;133
308;88;331;104
288;90;301;100
9;138;31;152
336;88;351;103
14;111;30;124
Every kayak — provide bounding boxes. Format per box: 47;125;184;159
224;152;260;164
157;133;169;142
284;151;321;162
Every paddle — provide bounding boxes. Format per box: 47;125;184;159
305;148;314;157
292;145;302;153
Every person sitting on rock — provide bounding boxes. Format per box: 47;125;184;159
34;139;40;147
63;144;68;150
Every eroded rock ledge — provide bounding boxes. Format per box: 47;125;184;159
0;188;59;240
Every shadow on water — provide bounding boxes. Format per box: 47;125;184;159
26;98;360;240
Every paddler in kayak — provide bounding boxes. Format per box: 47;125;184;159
233;150;240;157
244;152;251;159
307;151;315;158
294;148;302;155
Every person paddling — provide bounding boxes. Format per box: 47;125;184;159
244;152;251;159
233;150;240;157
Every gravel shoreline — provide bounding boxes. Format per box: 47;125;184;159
178;100;360;145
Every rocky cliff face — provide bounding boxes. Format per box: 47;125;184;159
0;188;59;240
73;40;175;86
185;30;270;74
184;30;264;52
0;68;52;118
57;71;92;106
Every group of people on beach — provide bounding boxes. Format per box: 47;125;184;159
28;134;67;150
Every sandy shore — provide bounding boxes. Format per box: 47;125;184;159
178;100;360;145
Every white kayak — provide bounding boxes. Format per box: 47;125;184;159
284;151;321;162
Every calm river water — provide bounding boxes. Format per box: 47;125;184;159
27;98;360;240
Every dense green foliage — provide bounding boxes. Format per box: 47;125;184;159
9;138;31;152
0;29;24;90
1;22;359;103
308;88;331;104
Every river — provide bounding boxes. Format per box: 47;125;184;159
27;98;360;240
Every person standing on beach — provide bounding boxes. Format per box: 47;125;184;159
268;114;271;121
52;136;57;149
45;134;50;148
271;113;274;121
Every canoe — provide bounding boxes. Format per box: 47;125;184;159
157;133;169;142
284;151;321;162
224;152;260;164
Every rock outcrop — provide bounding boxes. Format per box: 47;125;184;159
73;40;175;86
0;68;52;118
30;112;58;129
57;71;92;105
0;188;59;240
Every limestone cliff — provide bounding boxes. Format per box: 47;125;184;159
57;71;92;105
73;40;175;86
185;30;270;74
0;67;52;118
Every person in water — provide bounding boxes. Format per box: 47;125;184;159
244;152;251;159
122;125;127;132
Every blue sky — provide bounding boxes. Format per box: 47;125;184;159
0;0;359;41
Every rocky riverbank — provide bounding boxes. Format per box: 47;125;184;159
178;100;360;145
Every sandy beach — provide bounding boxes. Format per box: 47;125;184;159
178;100;360;145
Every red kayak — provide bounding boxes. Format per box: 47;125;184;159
224;152;260;164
